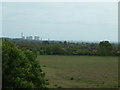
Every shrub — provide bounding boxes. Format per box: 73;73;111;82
2;40;46;89
70;77;74;80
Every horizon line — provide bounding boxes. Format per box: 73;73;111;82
0;36;119;44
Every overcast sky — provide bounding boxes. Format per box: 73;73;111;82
2;2;118;42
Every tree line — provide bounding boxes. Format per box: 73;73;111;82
13;39;120;56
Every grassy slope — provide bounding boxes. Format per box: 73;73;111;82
37;55;118;88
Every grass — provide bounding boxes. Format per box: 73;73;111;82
37;55;118;88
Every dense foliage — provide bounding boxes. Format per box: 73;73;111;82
97;41;114;56
2;40;46;89
14;39;119;56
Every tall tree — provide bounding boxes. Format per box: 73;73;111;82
97;41;113;56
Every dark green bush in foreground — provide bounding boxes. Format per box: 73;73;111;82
2;40;46;88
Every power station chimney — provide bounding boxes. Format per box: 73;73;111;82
21;32;25;39
21;32;23;38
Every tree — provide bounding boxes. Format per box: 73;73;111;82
97;41;113;56
2;40;46;89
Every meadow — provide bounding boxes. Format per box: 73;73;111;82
37;55;118;88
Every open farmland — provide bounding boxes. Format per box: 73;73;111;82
37;55;118;88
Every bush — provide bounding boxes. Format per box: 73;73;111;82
2;40;46;89
70;77;74;80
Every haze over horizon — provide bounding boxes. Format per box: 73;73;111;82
2;2;118;43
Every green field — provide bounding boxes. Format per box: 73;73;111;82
37;55;118;88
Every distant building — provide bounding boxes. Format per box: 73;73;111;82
34;36;39;40
21;32;25;39
22;36;25;39
26;36;33;40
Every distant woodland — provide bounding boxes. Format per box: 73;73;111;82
10;38;120;56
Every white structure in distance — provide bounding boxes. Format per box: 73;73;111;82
21;33;39;40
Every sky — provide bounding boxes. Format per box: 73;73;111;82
2;2;118;42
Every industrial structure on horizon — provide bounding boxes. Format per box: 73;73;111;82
21;32;40;40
